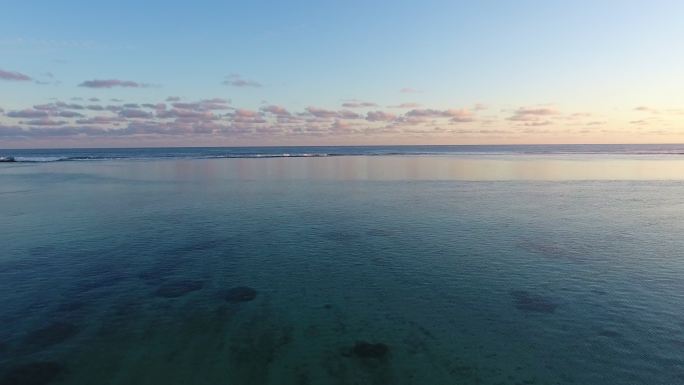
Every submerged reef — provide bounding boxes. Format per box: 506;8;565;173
223;286;257;303
23;322;78;349
510;290;558;313
0;361;64;385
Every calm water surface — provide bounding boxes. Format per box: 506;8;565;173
1;153;683;384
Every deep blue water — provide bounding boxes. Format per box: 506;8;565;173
1;147;684;384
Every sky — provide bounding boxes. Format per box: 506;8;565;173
1;0;684;148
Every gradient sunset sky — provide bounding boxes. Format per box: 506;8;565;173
1;1;684;148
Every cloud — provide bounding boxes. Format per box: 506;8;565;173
261;105;290;116
171;102;200;110
342;101;378;108
399;87;421;93
232;109;261;118
388;103;421;109
202;98;230;104
78;79;146;88
58;102;84;110
0;69;32;81
508;106;559;122
75;116;125;125
338;110;361;119
448;109;475;123
521;120;552;127
157;108;216;120
0;97;605;143
57;111;85;118
166;96;181;102
306;107;339;119
305;107;362;120
634;106;658;113
222;74;262;88
6;109;50;118
405;109;473;121
366;111;396;122
119;109;153;118
23;119;68;126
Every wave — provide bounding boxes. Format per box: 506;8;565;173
4;145;684;163
1;153;338;163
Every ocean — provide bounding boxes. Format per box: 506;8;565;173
1;145;683;384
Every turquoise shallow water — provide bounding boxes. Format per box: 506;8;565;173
1;154;684;384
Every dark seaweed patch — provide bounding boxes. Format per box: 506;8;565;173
351;341;389;359
223;286;257;303
23;322;78;349
154;280;204;298
0;361;64;385
510;290;558;313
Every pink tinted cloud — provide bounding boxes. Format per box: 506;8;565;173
448;109;475;123
261;105;291;116
233;109;260;118
0;69;32;81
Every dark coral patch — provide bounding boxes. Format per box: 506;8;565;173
56;301;84;313
510;290;558;313
154;280;204;298
23;322;78;348
223;286;257;303
351;341;389;359
0;361;64;385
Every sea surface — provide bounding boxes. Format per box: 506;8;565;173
1;145;683;384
